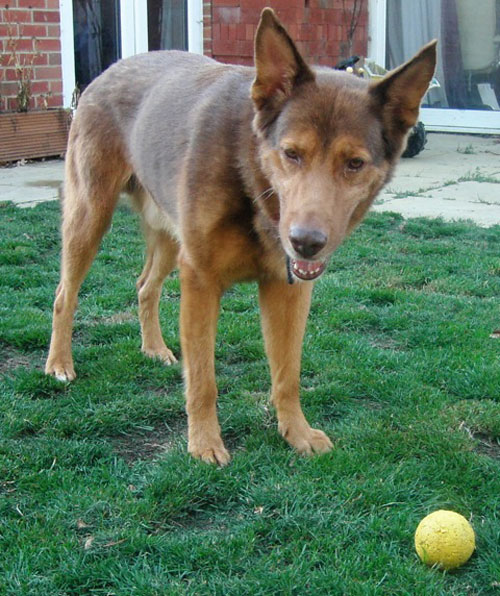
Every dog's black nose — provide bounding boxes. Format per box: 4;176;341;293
289;226;327;259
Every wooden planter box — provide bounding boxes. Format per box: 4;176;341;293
0;109;71;163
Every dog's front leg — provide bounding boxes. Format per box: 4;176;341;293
259;280;333;456
179;259;230;466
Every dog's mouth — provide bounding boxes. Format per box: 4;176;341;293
289;258;326;281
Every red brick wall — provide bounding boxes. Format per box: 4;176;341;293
0;0;62;112
206;0;368;67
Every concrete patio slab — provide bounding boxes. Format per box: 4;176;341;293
0;159;63;208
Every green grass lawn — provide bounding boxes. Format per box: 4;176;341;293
1;199;499;595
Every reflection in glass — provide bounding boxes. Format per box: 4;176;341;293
73;0;121;90
386;0;500;110
148;0;187;51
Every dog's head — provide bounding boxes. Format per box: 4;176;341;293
251;8;436;281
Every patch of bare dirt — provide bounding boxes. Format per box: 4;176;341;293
0;349;31;373
103;311;136;325
111;422;184;463
473;432;500;459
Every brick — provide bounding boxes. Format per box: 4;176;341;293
48;51;61;65
287;23;299;40
3;9;32;23
228;23;237;41
240;7;261;24
18;0;47;7
212;23;220;40
212;39;236;55
1;82;19;98
35;93;59;108
36;37;60;51
16;23;47;37
33;9;59;22
245;23;253;40
7;97;21;111
45;93;63;108
6;37;35;51
47;24;60;37
309;8;325;24
30;80;50;93
4;68;19;81
31;52;48;65
318;55;334;66
34;65;60;79
237;39;253;56
220;23;228;40
276;7;305;25
331;8;343;25
299;23;313;41
214;6;240;24
226;56;253;66
308;39;324;55
326;23;337;39
47;0;60;7
325;40;338;54
8;51;47;65
49;79;62;93
262;0;294;8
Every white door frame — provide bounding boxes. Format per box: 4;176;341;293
367;0;500;134
120;0;149;58
60;0;203;108
60;0;76;108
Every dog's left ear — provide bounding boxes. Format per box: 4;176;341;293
370;40;437;156
252;8;314;112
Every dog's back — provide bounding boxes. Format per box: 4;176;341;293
76;51;255;227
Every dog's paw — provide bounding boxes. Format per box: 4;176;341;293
45;360;76;382
188;436;231;466
281;423;333;456
142;345;178;365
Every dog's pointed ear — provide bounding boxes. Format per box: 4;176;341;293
252;8;314;111
370;40;437;156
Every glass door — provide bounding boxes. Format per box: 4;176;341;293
60;0;203;106
73;0;121;91
148;0;187;51
369;0;500;133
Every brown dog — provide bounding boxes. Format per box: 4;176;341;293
46;9;436;465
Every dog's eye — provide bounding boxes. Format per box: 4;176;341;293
283;148;301;164
347;158;365;172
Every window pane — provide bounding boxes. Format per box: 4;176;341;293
386;0;500;111
148;0;187;51
73;0;121;90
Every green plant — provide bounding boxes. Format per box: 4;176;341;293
2;11;41;112
457;144;476;155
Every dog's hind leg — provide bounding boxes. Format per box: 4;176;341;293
136;223;179;364
259;280;334;456
46;127;128;381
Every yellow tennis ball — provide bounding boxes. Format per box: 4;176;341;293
415;510;475;570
